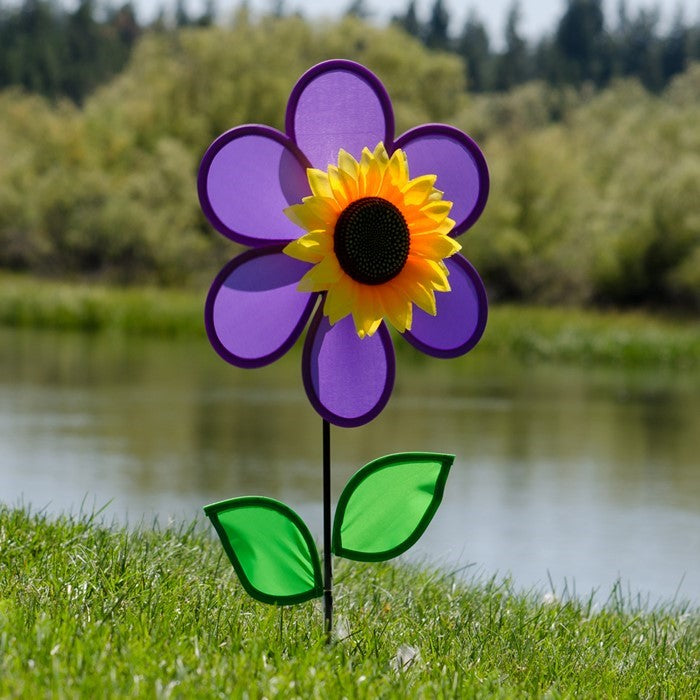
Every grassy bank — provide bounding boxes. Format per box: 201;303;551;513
0;506;697;697
1;273;699;367
0;274;204;337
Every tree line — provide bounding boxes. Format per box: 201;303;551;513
0;0;143;102
0;14;698;310
0;0;213;103
388;0;700;92
2;0;700;103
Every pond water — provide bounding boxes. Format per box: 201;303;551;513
1;326;699;606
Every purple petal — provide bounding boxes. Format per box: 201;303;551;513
206;247;317;368
286;59;394;170
302;310;395;427
394;124;489;236
403;255;487;358
198;125;312;247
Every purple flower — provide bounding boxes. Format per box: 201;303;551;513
198;60;489;427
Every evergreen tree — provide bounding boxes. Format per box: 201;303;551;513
392;0;421;39
64;0;103;101
660;7;688;82
495;2;529;90
2;0;66;97
555;0;610;86
614;6;663;90
110;3;140;47
344;0;370;19
175;0;191;27
270;0;285;18
456;10;492;92
689;21;700;64
425;0;450;51
0;0;140;102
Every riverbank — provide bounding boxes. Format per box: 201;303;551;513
0;506;697;697
1;273;699;367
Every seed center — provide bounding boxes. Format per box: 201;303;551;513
334;197;410;285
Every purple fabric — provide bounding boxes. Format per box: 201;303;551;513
206;248;316;368
394;125;489;236
286;60;394;169
403;255;487;358
198;126;311;247
199;59;489;426
302;310;395;427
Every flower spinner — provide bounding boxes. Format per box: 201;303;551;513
199;60;489;427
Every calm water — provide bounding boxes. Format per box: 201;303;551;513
1;326;699;605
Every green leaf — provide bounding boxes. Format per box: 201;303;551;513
332;452;453;562
204;497;323;606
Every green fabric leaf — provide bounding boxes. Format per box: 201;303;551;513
332;452;453;562
204;497;323;606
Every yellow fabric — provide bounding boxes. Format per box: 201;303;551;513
284;143;459;338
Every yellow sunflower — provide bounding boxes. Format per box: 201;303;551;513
283;143;461;339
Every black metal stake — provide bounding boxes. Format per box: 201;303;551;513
322;419;333;643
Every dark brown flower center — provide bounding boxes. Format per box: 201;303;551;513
333;197;410;285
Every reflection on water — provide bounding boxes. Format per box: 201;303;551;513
1;327;699;605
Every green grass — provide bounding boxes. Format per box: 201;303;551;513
1;273;699;367
0;274;204;337
477;304;700;368
1;507;698;698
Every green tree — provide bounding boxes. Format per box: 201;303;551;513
175;0;190;27
425;0;450;51
456;10;492;92
392;0;421;39
660;8;688;82
0;0;140;102
0;0;66;97
613;6;663;90
554;0;610;86
64;0;103;101
494;2;530;90
344;0;370;19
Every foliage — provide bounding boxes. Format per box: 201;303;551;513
1;505;698;697
459;67;700;309
0;13;698;311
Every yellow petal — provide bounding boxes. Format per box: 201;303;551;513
359;147;382;195
307;168;334;198
379;282;413;332
323;275;355;325
387;149;409;188
412;285;437;316
284;196;337;232
359;147;374;176
296;255;342;291
373;142;390;171
327;166;350;208
338;166;359;202
409;214;456;236
420;200;453;222
410;232;461;260
403;278;437;316
352;285;383;338
337;149;360;180
401;174;438;206
403;256;451;293
283;230;330;263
